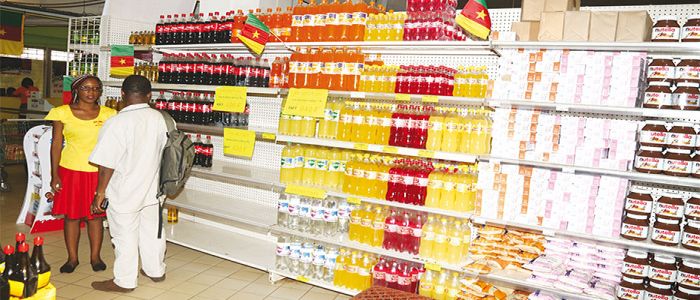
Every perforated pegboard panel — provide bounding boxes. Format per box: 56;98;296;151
185;176;278;209
210;136;284;171
247;95;283;130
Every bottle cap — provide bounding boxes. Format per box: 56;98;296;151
34;236;44;246
15;232;25;242
3;245;14;255
18;242;29;253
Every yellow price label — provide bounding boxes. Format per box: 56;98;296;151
296;275;310;283
213;86;247;113
422;95;439;103
395;94;411;101
261;133;276;140
383;146;398;154
418;150;435;158
354;143;369;151
223;128;256;158
285;184;327;199
424;263;442;272
282;88;329;118
346;196;362;205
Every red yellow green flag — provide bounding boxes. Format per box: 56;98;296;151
237;13;270;55
456;0;492;40
62;76;74;104
0;10;25;56
110;45;134;78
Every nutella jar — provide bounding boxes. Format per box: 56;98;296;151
693;151;700;178
622;250;651;280
621;213;651;241
651;217;682;246
640;121;669;147
681;220;700;251
644;82;674;109
644;281;674;300
655;192;685;220
668;122;698;150
652;16;681;42
664;148;693;176
649;254;678;284
675;286;700;300
676;58;700;83
686;193;700;221
677;259;700;290
682;15;700;42
635;146;665;174
625;187;655;216
672;82;700;110
647;57;676;82
616;276;646;300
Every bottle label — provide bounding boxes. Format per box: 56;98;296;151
373;220;384;230
392;118;407;128
352;115;364;125
397;276;411;286
650;266;678;283
656;202;684;219
416;177;429;187
651;227;680;244
456;183;468;193
323;208;338;222
652;26;680;40
361;218;372;227
373;270;385;280
345;265;358;274
326;13;339;25
350;215;361;225
303;14;314;26
304;158;316;169
378;172;390;182
380;117;392;127
352;12;366;25
449;236;462;246
634;156;663;172
295;156;305;168
398;225;410;236
435;233;447;243
352;168;365;178
430;120;443;131
647;65;675;79
621;223;649;239
278;200;288;213
677;65;700;81
442;181;456;191
664;158;691;175
644;291;672;300
310;206;324;221
300;204;311;218
315;159;328;171
385;273;398;283
276;242;291;256
682;25;700;40
329;160;345;173
640;130;668;145
38;271;51;289
668;132;697;148
300;248;313;263
281;157;294;169
385;224;398;233
687;203;700;219
292;15;303;27
340;113;353;124
672;92;700;107
423;231;435;241
402;175;415;185
288;201;299;216
678;270;700;288
644;92;672;107
411;227;422;238
428;179;443;189
365;170;377;180
682;231;700;250
625;198;653;214
315;14;326;27
338;204;350;219
616;285;644;300
622;262;649;278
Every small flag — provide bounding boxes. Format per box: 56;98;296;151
0;10;25;56
62;76;74;104
456;0;492;40
110;45;134;78
237;13;270;56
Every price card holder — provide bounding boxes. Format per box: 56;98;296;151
282;88;329;118
395;94;411;101
418;150;435;158
350;91;366;99
422;95;439;103
223;128;256;158
346;197;362;205
285;184;327;199
296;275;310;283
383;146;399;154
424;262;442;272
214;86;247;113
261;133;276;141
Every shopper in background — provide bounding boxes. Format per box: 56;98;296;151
89;75;169;293
44;75;117;274
12;77;39;118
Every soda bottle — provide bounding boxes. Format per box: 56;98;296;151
280;144;295;184
337;199;351;234
446;271;461;300
2;245;14;278
332;249;348;286
312;244;326;280
357;254;372;290
323;197;338;236
193;134;203;167
419;216;436;259
440;171;457;210
370;206;385;247
270;57;283;88
300;242;314;277
396;212;411;253
275;235;290;271
15;233;25;252
410;265;422;294
288;237;302;273
8;243;37;298
385;260;399;290
372;258;387;287
408;213;423;255
30;237;50;289
348;204;362;241
433;218;449;262
287;195;300;231
397;262;412;292
324;246;338;282
382;210;398;251
419;269;435;296
277;194;289;227
345;251;359;289
309;198;324;235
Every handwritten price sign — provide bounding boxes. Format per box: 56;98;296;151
214;86;247;113
282;88;328;118
223;128;256;158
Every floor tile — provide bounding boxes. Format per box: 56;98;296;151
189;272;225;285
229;270;266;282
74;290;120;300
55;284;92;299
267;286;308;300
238;282;280;297
212;277;252;291
169;281;211;296
194;286;238;299
229;291;267;300
300;291;337;300
127;286;167;299
151;291;192;300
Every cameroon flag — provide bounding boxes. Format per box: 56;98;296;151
237;13;270;56
456;0;492;40
110;45;134;78
0;10;25;56
62;76;74;104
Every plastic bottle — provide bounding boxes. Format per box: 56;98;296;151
288;237;302;273
323;197;339;236
371;206;386;247
345;251;360;289
419;269;435;297
446;271;461;300
302;147;317;185
287;195;300;231
332;248;347;286
359;204;375;245
432;270;448;300
310;198;324;235
382;210;399;251
314;147;329;186
8;243;37;298
408;213;423;255
324;246;338;282
372;257;387;287
396;212;411;253
446;221;463;265
433;218;449;262
326;0;341;41
358;254;372;290
348;204;362;241
419;216;435;259
291;0;305;42
298;197;311;233
440;171;457;211
312;244;326;280
338;199;352;234
275;235;291;271
277;194;289;227
385;260;399;290
300;241;314;277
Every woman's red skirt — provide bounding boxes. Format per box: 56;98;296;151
52;166;106;220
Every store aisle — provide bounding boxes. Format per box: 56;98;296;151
0;165;347;300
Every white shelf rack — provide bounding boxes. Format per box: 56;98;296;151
102;80;284;95
177;124;278;139
481;270;603;300
268;269;359;296
168;188;276;228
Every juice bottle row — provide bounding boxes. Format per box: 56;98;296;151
364;12;406;41
153;91;250;127
417;269;463;300
134;62;159;82
358;64;487;97
157;53;270;87
128;31;156;45
370;258;425;294
0;233;51;299
276;194;353;237
275;236;339;283
288;47;364;91
288;0;382;42
190;134;213;168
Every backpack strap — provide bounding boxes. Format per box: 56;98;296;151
156;110;175;239
158;110;176;133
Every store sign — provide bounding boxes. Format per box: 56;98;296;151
223;128;256;158
282;88;328;118
214;86;247;113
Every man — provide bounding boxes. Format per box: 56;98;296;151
13;77;39;118
89;75;168;292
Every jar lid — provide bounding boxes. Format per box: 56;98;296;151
682;258;700;269
686;15;700;21
622;276;644;284
678;285;700;295
677;82;700;88
649;81;672;86
649;281;673;290
626;213;649;220
656;217;680;225
629;187;652;195
653;254;677;265
672;121;696;127
667;148;692;155
627;249;649;260
639;146;664;152
645;120;669;126
657;16;679;21
650;55;676;60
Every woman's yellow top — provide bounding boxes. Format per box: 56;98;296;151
45;105;117;172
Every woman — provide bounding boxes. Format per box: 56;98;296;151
12;77;39;118
45;75;117;273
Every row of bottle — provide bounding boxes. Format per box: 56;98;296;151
288;0;382;42
134;62;159;82
363;12;406;41
69;52;99;77
417;270;463;300
358;64;489;97
0;233;50;299
370;258;424;294
190;134;213;168
128;31;156;45
104;97;126;111
403;11;468;42
155;11;237;45
288;47;364;91
277;194;352;237
157;54;270;87
275;237;339;283
69;18;100;45
153;91;250;127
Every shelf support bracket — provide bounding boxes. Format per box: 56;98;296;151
488;39;501;57
269;271;285;283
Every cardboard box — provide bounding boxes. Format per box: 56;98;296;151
538;12;565;41
544;0;580;12
588;11;619;42
563;11;591;41
521;0;546;21
512;21;541;41
615;11;652;42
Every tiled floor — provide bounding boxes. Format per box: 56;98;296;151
0;165;347;300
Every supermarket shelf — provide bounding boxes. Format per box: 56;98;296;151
482;156;700;188
168;188;276;228
492;41;700;54
325;190;471;220
270;225;468;273
269;269;359;296
276;135;479;164
488;99;700;120
482;270;601;300
336;90;486;106
164;217;275;271
177;123;278;139
102;81;284;95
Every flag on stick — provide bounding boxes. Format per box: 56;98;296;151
237;13;270;55
110;45;134;78
456;0;492;40
0;10;25;55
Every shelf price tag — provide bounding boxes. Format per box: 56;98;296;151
223;128;256;158
424;262;442;272
395;94;411;101
383;146;399;154
346;197;362;205
285;184;327;199
282;88;329;118
418;150;435;158
354;143;369;151
213;86;247;113
296;275;310;283
422;95;439;103
261;133;277;141
350;91;366;99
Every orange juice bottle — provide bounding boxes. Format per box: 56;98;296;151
289;48;301;87
364;14;376;41
315;0;329;41
308;48;321;89
426;112;445;151
302;1;316;42
441;112;460;152
350;48;363;91
439;171;457;211
351;1;368;41
425;170;442;208
326;0;341;41
319;47;332;89
376;162;390;199
314;147;329;187
351;103;366;143
291;0;305;42
352;157;367;196
337;102;354;141
338;0;352;41
302;146;317;185
365;106;380;144
376;105;393;145
371;206;385;247
358;65;368;91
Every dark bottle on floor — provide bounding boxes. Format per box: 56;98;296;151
30;237;50;289
1;245;13;277
8;243;37;298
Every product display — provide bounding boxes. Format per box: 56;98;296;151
617;251;700;300
634;121;700;177
644;56;700;110
153;91;249;127
467;225;545;272
157;53;271;87
0;234;52;299
128;31;155;45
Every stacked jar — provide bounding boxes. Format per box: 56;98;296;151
651;15;700;42
635;121;700;177
618;251;700;300
644;56;700;110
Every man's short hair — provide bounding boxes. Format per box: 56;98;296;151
122;75;152;96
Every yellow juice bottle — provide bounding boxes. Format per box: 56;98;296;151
419;270;436;297
346;251;360;289
303;116;317;137
446;221;463;265
279;114;291;135
363;160;378;197
326;148;343;190
471;112;485;155
353;105;369;143
337;102;354;141
452;66;464;97
333;249;347;286
375;106;392;145
371;206;385;247
302;146;317;186
360;204;374;245
358;254;373;290
425;170;442;208
376;163;390;199
419;216;436;259
343;159;355;193
348;207;362;241
454;172;470;213
446;271;461;300
458;111;472;154
315;147;330;187
365;106;380;144
432;270;448;300
280;144;295;184
466;66;477;98
292;145;305;184
318;99;333;138
426;113;444;151
439;172;457;211
365;14;376;41
441;112;460;152
478;66;489;98
433;218;449;262
460;221;472;260
290;115;302;136
329;99;343;139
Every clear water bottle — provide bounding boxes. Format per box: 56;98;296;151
312;244;326;280
300;241;314;277
277;195;289;227
323;246;338;282
275;235;290;271
337;199;351;234
288;195;300;230
288;237;302;274
323;197;339;237
298;198;311;233
310;199;324;236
